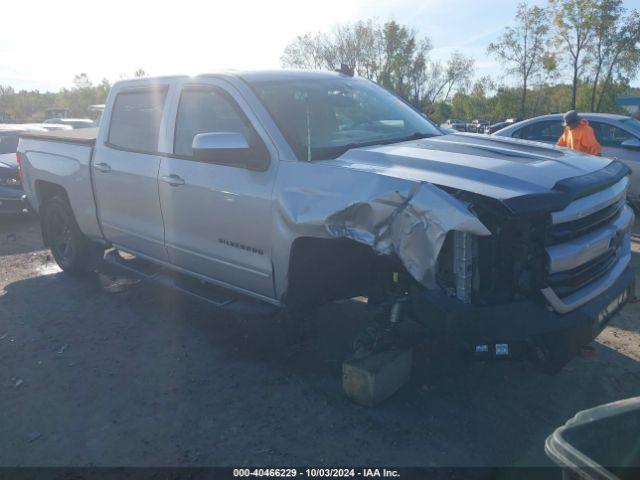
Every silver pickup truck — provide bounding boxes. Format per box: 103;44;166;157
18;70;635;370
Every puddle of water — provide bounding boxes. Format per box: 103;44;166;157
37;263;62;276
98;273;141;293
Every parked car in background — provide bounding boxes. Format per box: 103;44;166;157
466;119;490;133
484;118;521;134
88;104;105;125
43;118;95;129
0;124;47;214
21;123;73;132
440;119;466;131
494;113;640;207
484;121;510;134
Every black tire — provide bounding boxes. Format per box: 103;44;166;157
43;195;103;275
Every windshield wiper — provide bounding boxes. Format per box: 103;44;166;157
379;131;437;145
321;132;437;160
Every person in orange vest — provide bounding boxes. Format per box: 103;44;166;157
556;110;601;156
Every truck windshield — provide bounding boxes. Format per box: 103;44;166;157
250;77;442;161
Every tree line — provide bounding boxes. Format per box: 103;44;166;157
282;0;640;122
0;70;147;122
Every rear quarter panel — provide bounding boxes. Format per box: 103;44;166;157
19;137;102;240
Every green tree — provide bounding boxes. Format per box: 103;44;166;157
590;5;640;111
488;2;550;117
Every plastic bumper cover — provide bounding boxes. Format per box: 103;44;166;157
0;186;27;214
409;265;635;360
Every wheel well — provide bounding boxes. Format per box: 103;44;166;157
285;237;411;309
35;180;69;209
35;181;69;247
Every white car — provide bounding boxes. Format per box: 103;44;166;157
495;113;640;207
43;118;95;129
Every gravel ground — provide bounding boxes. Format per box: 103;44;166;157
0;215;639;468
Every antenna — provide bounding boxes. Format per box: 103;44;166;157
336;64;354;77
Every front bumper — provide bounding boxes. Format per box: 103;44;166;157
0;186;28;214
409;265;635;367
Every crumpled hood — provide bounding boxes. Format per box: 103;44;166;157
327;133;613;201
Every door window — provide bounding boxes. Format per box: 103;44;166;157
590;122;634;148
108;87;168;152
513;121;563;143
173;86;266;161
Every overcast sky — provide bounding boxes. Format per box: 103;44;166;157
1;0;638;92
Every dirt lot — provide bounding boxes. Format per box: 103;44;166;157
1;215;639;468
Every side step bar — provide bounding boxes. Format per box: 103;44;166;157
102;249;279;316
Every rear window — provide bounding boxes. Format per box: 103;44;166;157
108;87;168;152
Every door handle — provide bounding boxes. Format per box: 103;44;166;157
94;162;111;173
161;174;185;187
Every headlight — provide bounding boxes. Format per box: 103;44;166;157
1;175;20;186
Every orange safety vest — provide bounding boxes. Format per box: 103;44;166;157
556;119;601;156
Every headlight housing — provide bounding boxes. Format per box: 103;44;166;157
0;174;20;187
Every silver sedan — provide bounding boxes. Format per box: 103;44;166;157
494;113;640;207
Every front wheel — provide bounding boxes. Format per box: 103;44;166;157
43;195;103;275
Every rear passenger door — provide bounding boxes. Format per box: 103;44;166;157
590;121;639;161
590;121;640;201
92;85;170;260
158;81;278;299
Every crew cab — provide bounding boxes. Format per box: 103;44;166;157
18;71;636;371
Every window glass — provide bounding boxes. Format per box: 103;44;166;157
0;133;19;154
250;78;440;161
513;121;563;143
174;87;262;159
621;118;640;131
590;122;634;147
108;88;168;152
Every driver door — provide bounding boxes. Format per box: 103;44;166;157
158;81;278;299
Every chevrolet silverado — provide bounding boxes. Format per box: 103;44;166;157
18;70;636;371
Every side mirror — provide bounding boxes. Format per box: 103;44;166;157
192;132;268;170
621;138;640;150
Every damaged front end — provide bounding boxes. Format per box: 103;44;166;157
276;159;634;372
323;181;491;290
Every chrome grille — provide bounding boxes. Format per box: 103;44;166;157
542;176;633;314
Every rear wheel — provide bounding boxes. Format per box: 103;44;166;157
43;195;103;275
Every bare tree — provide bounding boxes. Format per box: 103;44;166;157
423;51;475;108
281;32;331;70
551;0;598;110
488;2;550;117
280;19;461;110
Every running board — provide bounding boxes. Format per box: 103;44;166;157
102;249;279;316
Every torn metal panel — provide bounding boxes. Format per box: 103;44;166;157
272;162;491;299
323;181;490;288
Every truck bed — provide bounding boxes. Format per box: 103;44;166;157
20;127;98;146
